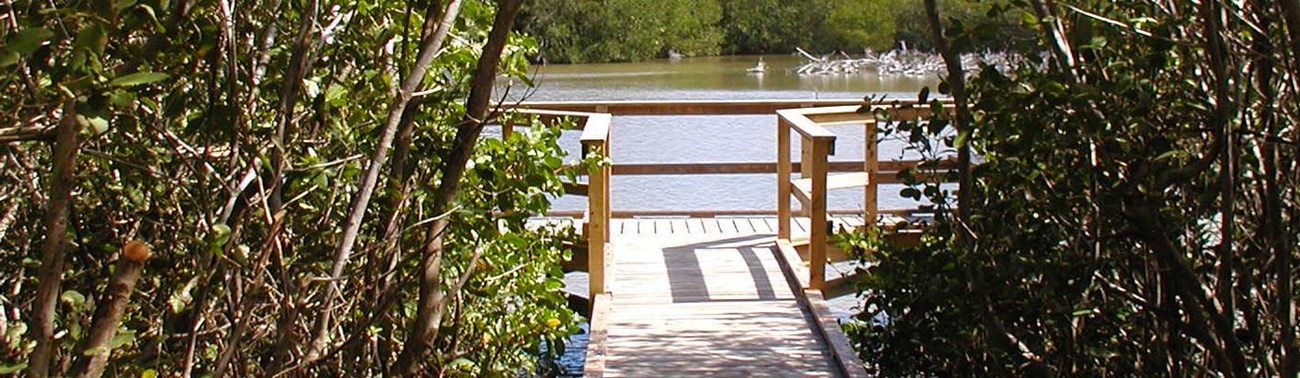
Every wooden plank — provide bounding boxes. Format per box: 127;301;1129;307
716;218;739;234
748;218;773;234
610;219;627;236
588;162;609;298
670;219;688;235
808;140;830;291
804;289;871;378
835;215;865;230
732;217;756;234
702;218;722;234
549;208;924;218
602;234;840;376
791;172;871;204
584;293;612;378
578;114;612;144
777;116;793;241
777;108;838;140
654;219;672;235
687;218;705;235
514;99;947;118
794;217;811;234
609;159;956;175
514;99;865;116
864;119;879;223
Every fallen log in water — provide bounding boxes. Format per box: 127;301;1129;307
795;48;1016;76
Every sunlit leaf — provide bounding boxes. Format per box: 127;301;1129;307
109;72;170;87
4;27;54;55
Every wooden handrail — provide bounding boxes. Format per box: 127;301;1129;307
776;103;952;291
777;108;838;142
516;99;863;115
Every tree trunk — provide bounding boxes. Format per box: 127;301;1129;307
27;102;80;378
301;0;464;364
392;0;523;374
1276;2;1300;374
69;242;152;378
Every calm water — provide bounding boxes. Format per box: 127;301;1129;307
503;54;940;214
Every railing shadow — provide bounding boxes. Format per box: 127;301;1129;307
657;235;785;303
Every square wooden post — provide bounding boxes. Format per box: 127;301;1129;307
777;118;792;241
809;138;831;290
864;120;879;225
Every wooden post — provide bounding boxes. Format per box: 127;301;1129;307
777;118;792;240
864;120;879;225
809;138;831;290
579;113;612;301
799;135;816;218
603;138;612;243
588;149;608;300
502;119;514;139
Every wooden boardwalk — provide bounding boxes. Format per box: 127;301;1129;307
587;217;853;377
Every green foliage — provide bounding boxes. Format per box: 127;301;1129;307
845;0;1300;375
891;0;1027;52
521;0;1020;62
717;0;827;54
823;0;896;52
1;0;593;375
520;0;722;63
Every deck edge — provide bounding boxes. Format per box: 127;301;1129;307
772;241;871;378
582;292;612;378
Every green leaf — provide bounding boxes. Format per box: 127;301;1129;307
1020;11;1039;26
900;187;921;200
448;357;476;371
73;23;108;56
109;329;136;349
76;115;110;135
141;369;159;378
61;290;87;309
4;27;54;55
954;129;970;148
110;72;170;87
0;362;29;374
209;223;231;256
83;346;109;356
0;51;17;67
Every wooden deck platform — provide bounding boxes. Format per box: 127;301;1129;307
584;217;870;377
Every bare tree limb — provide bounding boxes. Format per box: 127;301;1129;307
27;101;80;378
69;241;152;378
1275;1;1300;373
301;0;466;364
393;0;524;374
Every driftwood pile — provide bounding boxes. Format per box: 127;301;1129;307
794;47;1015;76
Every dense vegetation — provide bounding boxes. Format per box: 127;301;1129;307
1;0;595;376
518;0;1015;63
841;0;1300;375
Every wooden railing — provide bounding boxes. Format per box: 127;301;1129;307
775;103;949;290
517;99;863;115
512;100;952;294
507;109;612;300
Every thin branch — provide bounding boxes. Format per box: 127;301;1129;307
302;0;466;364
393;0;523;373
27;101;79;378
